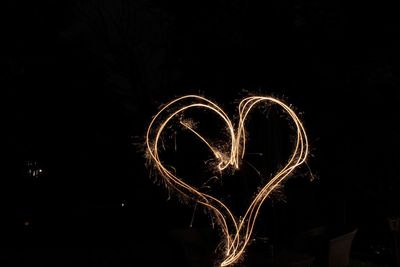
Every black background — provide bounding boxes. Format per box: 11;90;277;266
2;0;400;266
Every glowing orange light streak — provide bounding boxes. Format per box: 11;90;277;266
145;95;309;266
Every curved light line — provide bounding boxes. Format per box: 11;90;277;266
145;95;309;266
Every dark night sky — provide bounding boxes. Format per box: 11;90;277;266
2;0;400;266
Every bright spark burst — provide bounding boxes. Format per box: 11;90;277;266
145;95;309;266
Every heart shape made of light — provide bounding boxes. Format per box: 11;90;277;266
145;95;309;266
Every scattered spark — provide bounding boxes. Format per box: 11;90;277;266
189;203;198;228
145;95;309;266
243;160;262;177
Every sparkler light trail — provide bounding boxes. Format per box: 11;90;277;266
145;95;309;266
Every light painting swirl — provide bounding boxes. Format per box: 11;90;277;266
145;95;309;266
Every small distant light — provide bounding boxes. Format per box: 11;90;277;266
121;203;125;207
24;221;30;226
38;169;43;173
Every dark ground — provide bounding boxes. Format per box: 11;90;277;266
2;0;400;266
